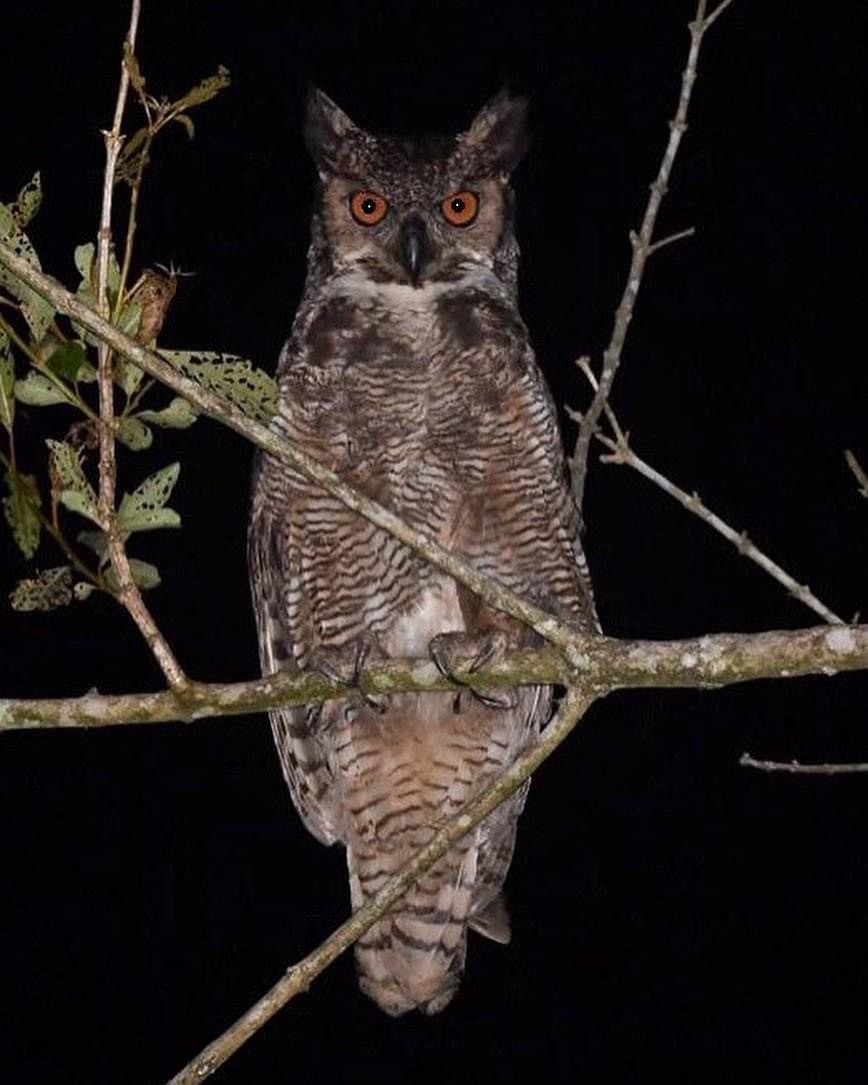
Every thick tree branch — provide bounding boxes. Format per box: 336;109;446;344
166;687;594;1083
570;0;733;510
3;624;867;733
0;242;579;656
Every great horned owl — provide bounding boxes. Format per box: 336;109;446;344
248;88;597;1016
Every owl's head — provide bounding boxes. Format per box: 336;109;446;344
304;88;528;289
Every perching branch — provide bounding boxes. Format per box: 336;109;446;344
570;0;733;510
3;623;867;732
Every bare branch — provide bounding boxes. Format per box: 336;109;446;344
596;427;845;626
0;242;580;657
845;449;868;500
569;362;845;627
646;225;696;255
91;0;186;688
740;752;868;775
3;624;867;733
570;0;736;510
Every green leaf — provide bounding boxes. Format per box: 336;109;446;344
74;581;96;601
12;172;42;229
115;356;144;397
47;438;100;524
74;242;95;286
105;558;161;593
161;350;278;422
77;529;108;562
46;340;88;381
9;566;72;611
0;329;14;432
137;396;197;429
2;469;41;558
117;300;141;337
117;462;181;533
0;202;54;342
116;416;153;451
14;371;72;407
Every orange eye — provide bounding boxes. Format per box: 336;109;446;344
441;190;479;227
349;191;389;226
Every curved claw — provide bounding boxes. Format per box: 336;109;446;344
309;633;388;715
429;631;518;710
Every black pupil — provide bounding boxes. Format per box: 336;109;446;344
362;198;376;215
451;198;465;213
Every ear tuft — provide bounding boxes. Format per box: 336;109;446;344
304;87;362;173
460;89;529;175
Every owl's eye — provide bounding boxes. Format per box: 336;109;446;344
441;190;479;227
349;191;389;226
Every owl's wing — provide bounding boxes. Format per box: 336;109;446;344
248;455;342;846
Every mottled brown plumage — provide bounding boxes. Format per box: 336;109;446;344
248;89;596;1015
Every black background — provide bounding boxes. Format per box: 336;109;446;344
2;2;866;1082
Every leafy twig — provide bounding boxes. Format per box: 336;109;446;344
570;0;735;511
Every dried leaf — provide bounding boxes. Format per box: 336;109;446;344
10;566;72;611
172;65;231;113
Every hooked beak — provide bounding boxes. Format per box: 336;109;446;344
399;216;429;285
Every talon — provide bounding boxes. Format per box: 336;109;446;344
429;631;515;710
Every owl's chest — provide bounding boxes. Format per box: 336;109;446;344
289;289;514;457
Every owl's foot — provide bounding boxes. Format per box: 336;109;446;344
309;633;388;714
429;631;518;711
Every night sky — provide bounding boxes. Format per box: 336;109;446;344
1;2;865;1082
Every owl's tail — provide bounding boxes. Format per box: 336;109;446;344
347;835;509;1017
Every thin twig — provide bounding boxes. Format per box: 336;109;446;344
597;429;845;626
646;225;696;255
93;0;186;688
0;242;581;659
845;449;868;500
569;360;844;627
570;0;735;511
740;752;868;775
165;687;594;1083
3;623;868;732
